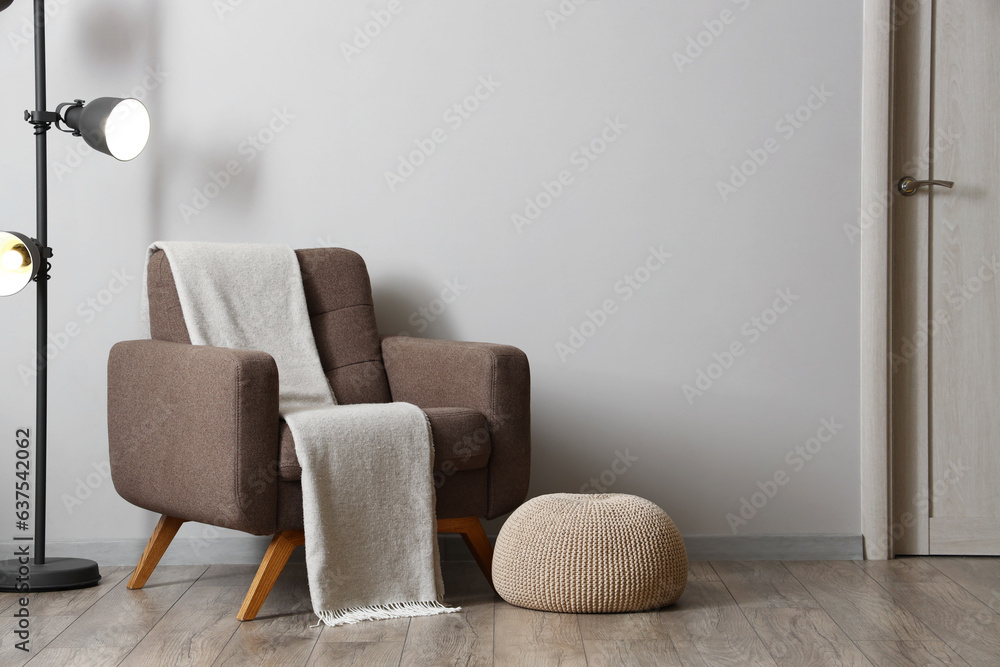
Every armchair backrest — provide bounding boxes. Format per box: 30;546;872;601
146;247;392;404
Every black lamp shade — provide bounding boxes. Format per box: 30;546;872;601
62;97;150;161
0;231;40;296
0;1;13;12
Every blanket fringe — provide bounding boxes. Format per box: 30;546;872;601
312;601;461;628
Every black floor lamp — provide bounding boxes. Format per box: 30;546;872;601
0;0;150;591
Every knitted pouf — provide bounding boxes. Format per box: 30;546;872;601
492;493;687;613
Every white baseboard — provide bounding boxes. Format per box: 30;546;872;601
35;533;862;566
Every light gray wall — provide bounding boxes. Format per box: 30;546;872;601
0;0;862;549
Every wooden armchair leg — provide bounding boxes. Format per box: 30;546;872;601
438;516;494;589
128;515;185;590
238;530;305;622
237;520;490;621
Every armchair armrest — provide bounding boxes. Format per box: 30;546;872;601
108;340;280;535
381;336;530;518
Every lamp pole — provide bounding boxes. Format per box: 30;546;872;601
32;0;49;568
1;0;147;591
0;0;101;592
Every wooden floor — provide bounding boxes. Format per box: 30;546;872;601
1;557;999;666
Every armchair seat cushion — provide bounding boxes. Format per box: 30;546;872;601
279;406;491;480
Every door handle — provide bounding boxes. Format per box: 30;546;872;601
897;176;955;196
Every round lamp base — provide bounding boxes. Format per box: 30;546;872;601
0;557;101;592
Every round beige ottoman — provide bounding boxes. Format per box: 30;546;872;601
492;493;687;613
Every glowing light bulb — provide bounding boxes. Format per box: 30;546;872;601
104;99;150;161
1;246;27;271
0;233;38;296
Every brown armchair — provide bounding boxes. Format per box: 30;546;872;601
107;248;530;620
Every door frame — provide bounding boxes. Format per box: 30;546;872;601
859;0;894;560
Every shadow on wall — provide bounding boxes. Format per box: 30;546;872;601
139;0;164;241
373;276;461;341
77;1;145;65
76;0;169;241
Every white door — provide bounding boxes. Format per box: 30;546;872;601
893;0;1000;555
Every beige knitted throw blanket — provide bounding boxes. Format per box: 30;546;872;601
142;242;456;626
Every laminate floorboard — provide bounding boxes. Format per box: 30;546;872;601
712;561;819;609
577;609;672;642
399;562;493;667
658;581;777;666
785;560;938;642
4;614;88;667
210;612;321;667
307;640;405;666
210;563;320;667
118;565;253;666
925;557;1000;613
23;646;128;666
583;639;681;666
24;567;134;618
686;561;720;582
319;617;409;644
855;556;952;584
493;601;587;666
0;566;132;667
4;557;999;666
42;565;207;654
854;640;969;666
743;607;873;666
877;580;1000;667
16;566;202;667
0;591;19;616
